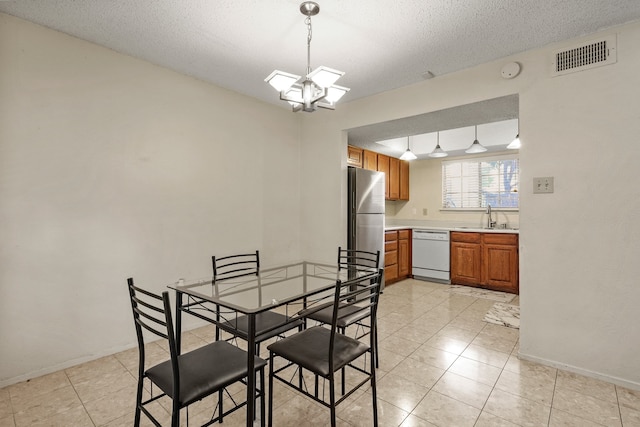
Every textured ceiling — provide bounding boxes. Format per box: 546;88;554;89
2;1;640;155
2;0;640;108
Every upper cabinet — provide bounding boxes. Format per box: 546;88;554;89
347;146;363;168
363;150;378;171
347;146;409;201
376;153;390;199
399;160;410;200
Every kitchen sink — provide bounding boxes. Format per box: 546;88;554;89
454;226;519;231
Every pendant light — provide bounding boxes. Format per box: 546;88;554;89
465;125;487;154
507;121;521;149
399;137;417;161
428;131;448;158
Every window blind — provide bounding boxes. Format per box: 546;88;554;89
442;155;519;209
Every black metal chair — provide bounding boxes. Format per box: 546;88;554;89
211;251;304;356
127;278;267;427
267;269;383;427
303;247;381;390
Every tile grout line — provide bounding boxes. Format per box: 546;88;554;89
64;369;98;427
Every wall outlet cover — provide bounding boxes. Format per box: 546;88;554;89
533;177;554;193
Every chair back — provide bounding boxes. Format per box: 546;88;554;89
212;250;260;282
328;268;383;371
127;278;180;398
338;247;380;279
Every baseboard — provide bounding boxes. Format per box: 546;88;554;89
518;351;640;391
1;319;212;389
0;342;137;389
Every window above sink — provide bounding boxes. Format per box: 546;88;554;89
442;154;519;210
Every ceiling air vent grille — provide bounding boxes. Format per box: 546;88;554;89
552;35;616;76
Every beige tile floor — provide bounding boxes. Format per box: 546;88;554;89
2;278;640;426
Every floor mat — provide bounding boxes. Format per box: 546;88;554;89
483;302;520;329
449;285;516;303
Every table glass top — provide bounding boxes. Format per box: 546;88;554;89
168;261;353;313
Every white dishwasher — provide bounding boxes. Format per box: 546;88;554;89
412;229;450;283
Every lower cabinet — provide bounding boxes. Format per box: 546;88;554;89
450;232;519;294
385;229;411;285
450;232;482;286
482;233;519;293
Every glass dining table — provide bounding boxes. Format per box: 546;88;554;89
168;260;351;426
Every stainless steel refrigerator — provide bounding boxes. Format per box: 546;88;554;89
347;166;385;287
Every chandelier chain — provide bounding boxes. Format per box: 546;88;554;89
306;16;313;75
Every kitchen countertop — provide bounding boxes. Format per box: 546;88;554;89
385;225;519;234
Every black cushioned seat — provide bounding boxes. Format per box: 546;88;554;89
218;311;304;344
267;326;368;377
127;278;267;427
146;340;267;407
304;304;369;329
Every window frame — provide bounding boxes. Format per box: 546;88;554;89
440;153;520;212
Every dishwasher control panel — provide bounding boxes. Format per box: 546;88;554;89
413;229;450;241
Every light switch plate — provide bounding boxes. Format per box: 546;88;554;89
533;177;554;193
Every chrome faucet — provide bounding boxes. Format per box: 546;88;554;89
486;204;497;229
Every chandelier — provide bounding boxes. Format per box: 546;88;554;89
264;2;350;112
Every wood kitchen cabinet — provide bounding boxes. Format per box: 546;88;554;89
377;154;409;201
482;233;519;293
347;147;410;201
363;150;378;171
450;231;519;294
398;229;411;278
347;145;363;168
399;159;410;200
384;231;398;283
377;154;390;199
385;229;412;285
388;157;400;200
450;232;482;286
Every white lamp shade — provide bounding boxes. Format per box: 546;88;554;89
429;145;448;158
507;134;521;149
307;66;344;88
400;149;417;160
283;86;303;106
265;70;300;92
465;140;488;154
325;85;350;103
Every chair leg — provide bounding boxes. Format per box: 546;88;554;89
329;375;337;427
260;366;266;427
218;389;224;423
371;351;378;427
340;326;346;396
268;352;274;427
374;325;379;369
134;377;143;427
171;401;180;427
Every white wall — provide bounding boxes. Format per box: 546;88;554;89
0;14;301;386
300;21;640;388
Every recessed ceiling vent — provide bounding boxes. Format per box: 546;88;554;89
552;35;616;76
